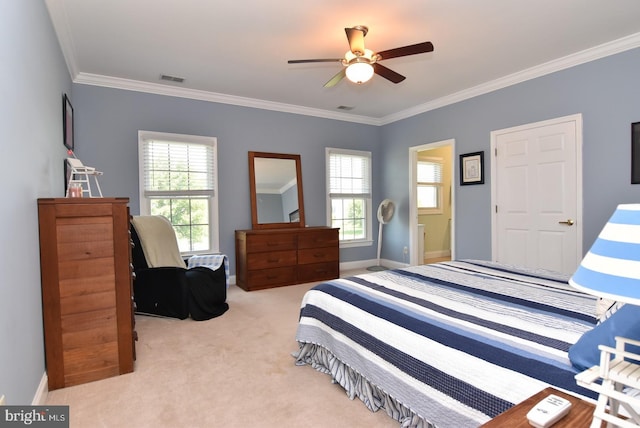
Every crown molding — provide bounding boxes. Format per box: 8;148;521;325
73;73;381;126
71;32;640;127
380;32;640;125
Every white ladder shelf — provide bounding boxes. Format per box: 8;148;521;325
65;158;103;198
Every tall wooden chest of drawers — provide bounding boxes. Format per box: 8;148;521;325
37;198;135;390
235;227;339;291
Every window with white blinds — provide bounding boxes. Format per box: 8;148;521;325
142;141;214;194
138;131;219;254
417;158;443;214
326;148;373;246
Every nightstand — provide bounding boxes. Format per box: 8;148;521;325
480;387;599;427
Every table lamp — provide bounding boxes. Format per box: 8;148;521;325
569;203;640;428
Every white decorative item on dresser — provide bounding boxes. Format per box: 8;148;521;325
65;157;103;197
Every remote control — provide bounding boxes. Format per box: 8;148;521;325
526;394;572;428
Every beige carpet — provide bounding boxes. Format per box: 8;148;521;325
45;276;399;427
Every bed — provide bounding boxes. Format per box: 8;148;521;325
293;260;600;427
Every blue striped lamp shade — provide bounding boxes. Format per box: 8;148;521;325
569;204;640;305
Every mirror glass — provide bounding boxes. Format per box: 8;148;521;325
249;152;305;229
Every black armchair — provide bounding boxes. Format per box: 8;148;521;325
130;216;229;321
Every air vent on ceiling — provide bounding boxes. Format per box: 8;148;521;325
160;74;185;83
337;105;354;111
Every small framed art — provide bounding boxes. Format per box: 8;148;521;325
460;151;484;185
63;94;74;151
632;122;640;184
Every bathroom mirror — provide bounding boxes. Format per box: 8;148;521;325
249;151;305;229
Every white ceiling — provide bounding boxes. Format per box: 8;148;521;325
46;0;640;125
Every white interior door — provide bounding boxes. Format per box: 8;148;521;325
491;114;582;275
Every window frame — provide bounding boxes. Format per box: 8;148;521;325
138;130;219;255
325;147;373;248
417;157;444;215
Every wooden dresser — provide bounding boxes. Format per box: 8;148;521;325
37;198;135;390
235;227;339;291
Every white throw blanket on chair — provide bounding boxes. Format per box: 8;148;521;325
131;215;186;268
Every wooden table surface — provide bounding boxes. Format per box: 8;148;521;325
480;387;598;427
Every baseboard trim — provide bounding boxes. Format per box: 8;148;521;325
340;259;408;272
32;372;48;405
424;250;452;259
340;260;372;271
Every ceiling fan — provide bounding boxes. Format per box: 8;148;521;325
288;25;434;87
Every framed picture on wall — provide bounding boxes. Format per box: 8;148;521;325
460;151;484;185
633;122;640;184
63;93;74;151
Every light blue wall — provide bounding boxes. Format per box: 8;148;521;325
1;1;72;404
380;47;640;262
71;85;382;270
73;48;640;272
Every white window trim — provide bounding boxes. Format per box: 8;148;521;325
138;130;220;255
325;147;373;248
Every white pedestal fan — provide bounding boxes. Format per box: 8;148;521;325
368;199;395;271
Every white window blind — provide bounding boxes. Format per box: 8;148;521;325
142;140;215;196
417;160;442;184
328;151;371;197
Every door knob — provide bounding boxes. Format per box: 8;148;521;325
558;219;574;226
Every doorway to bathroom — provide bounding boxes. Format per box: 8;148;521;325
409;139;455;266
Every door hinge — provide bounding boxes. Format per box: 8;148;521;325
495;205;498;213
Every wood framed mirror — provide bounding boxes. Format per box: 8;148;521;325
249;151;305;229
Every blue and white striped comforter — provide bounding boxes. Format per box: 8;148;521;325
294;260;599;427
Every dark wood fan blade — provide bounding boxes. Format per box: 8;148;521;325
324;69;346;88
288;58;342;64
376;41;434;61
373;63;405;84
345;27;366;55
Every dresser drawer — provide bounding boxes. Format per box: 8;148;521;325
235;227;339;291
297;262;339;283
247;250;297;269
298;229;339;249
247;266;297;288
298;246;339;265
246;233;296;252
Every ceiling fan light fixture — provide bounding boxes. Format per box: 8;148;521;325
346;62;374;84
288;26;432;87
345;48;375;62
